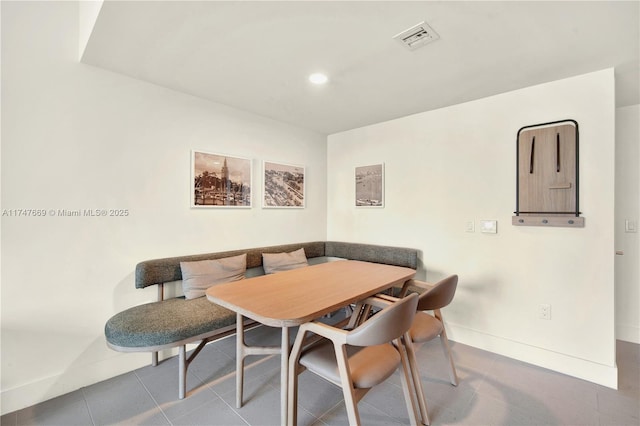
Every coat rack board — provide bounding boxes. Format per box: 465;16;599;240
512;119;584;228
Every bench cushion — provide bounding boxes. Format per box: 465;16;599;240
135;241;327;289
180;253;246;299
105;296;236;349
262;248;309;274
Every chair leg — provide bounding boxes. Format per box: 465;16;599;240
334;344;361;425
403;335;430;425
439;332;458;386
435;311;458;386
397;336;422;426
287;359;299;426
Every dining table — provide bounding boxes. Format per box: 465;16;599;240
205;259;416;425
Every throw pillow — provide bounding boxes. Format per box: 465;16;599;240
180;253;246;299
262;248;308;274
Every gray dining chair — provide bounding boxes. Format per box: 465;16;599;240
400;274;460;425
359;274;459;425
287;293;420;426
405;275;459;385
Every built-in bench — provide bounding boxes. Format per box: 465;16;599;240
104;241;418;398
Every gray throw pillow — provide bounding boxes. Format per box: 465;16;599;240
180;253;246;299
262;248;308;274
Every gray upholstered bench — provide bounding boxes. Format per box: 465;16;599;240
104;241;418;399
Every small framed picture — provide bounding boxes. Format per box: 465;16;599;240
355;163;384;207
263;161;305;208
191;150;252;208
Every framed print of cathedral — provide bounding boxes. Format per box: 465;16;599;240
191;150;252;208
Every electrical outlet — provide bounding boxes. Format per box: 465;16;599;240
539;304;551;320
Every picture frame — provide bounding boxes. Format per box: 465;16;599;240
191;150;252;208
355;163;384;207
262;161;305;208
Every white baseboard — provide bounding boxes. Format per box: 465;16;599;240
617;323;640;344
446;323;618;389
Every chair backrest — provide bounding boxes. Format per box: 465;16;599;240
347;293;418;347
417;275;458;312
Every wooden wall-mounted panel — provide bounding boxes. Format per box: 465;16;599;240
513;120;583;228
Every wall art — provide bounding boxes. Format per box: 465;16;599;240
191;150;252;208
355;163;384;207
263;161;305;208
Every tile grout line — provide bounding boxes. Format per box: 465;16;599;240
134;370;173;425
215;393;252;426
80;387;97;426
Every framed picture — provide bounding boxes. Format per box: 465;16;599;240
263;161;305;208
191;150;252;208
355;163;384;207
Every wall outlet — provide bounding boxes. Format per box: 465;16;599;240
539;304;551;320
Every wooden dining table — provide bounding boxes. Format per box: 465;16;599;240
206;259;416;425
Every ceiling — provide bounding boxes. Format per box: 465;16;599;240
81;1;640;135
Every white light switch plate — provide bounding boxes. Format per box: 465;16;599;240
465;221;475;232
480;220;497;234
625;219;637;233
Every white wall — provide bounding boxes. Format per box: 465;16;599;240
327;69;617;388
615;104;640;343
1;0;632;416
0;2;327;414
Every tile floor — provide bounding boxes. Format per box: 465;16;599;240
1;325;638;426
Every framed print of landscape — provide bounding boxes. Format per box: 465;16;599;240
191;150;252;208
263;161;305;208
355;163;384;207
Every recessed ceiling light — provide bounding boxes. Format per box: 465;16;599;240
309;73;329;85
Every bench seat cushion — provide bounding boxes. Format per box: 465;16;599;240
105;297;236;349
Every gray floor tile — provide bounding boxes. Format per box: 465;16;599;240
170;398;248;426
208;354;280;398
360;378;418;424
218;376;318;426
315;399;405;426
597;387;640;423
437;391;553;426
294;372;345;418
0;412;17;426
2;338;638;426
135;367;217;422
415;340;496;392
14;390;92;426
82;372;166;425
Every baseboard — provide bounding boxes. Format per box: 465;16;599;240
616;323;640;344
446;322;618;389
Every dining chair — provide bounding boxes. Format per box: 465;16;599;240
287;293;420;426
407;275;459;386
397;274;459;426
355;274;458;426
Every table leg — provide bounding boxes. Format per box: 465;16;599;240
234;314;284;416
281;326;290;426
236;313;245;409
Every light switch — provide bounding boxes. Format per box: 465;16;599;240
625;219;637;233
465;221;475;232
480;220;497;234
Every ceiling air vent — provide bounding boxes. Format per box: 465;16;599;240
393;21;439;50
